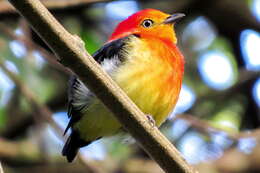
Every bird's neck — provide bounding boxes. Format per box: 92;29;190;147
140;35;185;75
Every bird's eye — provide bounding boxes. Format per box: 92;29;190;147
142;19;154;28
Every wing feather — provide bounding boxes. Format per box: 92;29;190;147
64;35;133;135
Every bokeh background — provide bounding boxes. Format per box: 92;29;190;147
0;0;259;172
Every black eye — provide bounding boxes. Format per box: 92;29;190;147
142;19;154;28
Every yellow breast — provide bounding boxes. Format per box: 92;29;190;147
113;36;183;126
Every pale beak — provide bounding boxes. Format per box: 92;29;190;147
163;13;185;24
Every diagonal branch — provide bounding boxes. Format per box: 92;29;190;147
0;0;108;14
174;114;260;140
0;60;102;173
7;0;196;172
0;61;62;135
0;22;71;75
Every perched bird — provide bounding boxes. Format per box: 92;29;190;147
62;9;185;162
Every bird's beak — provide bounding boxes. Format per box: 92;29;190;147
163;13;185;24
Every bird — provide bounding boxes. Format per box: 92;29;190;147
62;9;185;162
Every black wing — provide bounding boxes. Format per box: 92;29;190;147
92;35;131;63
62;35;135;162
64;35;133;135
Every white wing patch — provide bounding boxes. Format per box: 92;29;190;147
69;56;121;112
70;79;92;111
101;55;121;74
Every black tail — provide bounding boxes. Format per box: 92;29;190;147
62;131;91;162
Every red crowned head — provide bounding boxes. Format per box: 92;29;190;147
109;9;185;44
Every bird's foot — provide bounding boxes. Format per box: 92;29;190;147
146;114;156;127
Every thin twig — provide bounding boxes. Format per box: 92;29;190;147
174;114;260;140
0;62;62;135
0;22;71;75
0;0;108;14
7;0;196;172
0;60;102;173
0;137;42;163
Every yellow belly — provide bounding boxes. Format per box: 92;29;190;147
114;37;182;125
75;99;121;140
76;36;182;141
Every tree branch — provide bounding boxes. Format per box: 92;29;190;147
0;62;63;135
0;137;44;163
0;0;107;14
174;114;260;140
0;22;71;75
0;60;103;173
7;0;196;172
0;162;3;173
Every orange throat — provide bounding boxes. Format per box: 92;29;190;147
114;36;184;126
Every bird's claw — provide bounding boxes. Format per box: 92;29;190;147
146;114;155;127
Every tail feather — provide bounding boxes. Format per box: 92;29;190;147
62;131;91;162
63;75;93;135
63;76;95;162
